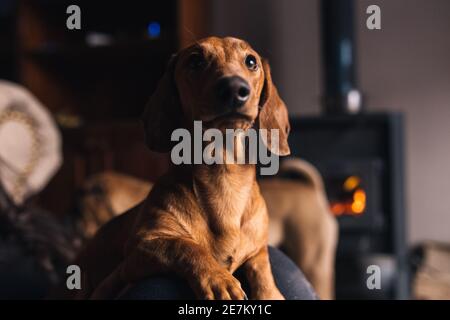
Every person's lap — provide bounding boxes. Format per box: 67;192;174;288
119;247;317;300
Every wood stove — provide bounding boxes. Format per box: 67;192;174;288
288;114;409;299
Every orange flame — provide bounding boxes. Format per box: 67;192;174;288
330;188;366;216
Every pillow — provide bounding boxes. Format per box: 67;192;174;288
0;80;62;205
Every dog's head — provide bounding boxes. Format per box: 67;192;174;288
142;36;290;155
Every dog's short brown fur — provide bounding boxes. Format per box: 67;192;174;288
61;37;290;300
77;162;338;300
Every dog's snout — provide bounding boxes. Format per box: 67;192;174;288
215;76;250;108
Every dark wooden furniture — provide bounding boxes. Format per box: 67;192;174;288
0;0;210;214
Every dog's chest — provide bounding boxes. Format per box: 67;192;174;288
192;167;267;271
210;210;266;272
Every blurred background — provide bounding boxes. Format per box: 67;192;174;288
1;0;449;300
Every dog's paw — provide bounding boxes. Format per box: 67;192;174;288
194;270;246;300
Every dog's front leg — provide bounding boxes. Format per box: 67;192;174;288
91;237;246;300
242;247;284;300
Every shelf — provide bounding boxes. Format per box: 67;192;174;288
27;39;173;65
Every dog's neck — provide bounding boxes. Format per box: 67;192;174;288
192;161;256;235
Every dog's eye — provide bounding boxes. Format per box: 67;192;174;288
188;53;206;70
245;55;258;71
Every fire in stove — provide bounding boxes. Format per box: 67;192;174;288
328;175;367;216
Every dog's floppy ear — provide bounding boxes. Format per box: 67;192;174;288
142;54;182;152
258;59;290;156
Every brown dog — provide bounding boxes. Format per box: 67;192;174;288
76;162;337;299
60;37;290;300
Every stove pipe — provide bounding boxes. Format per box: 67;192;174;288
321;0;362;114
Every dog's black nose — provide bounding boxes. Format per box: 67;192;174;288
215;76;250;108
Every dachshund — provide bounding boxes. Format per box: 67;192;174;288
58;37;291;300
76;161;338;300
260;159;338;300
